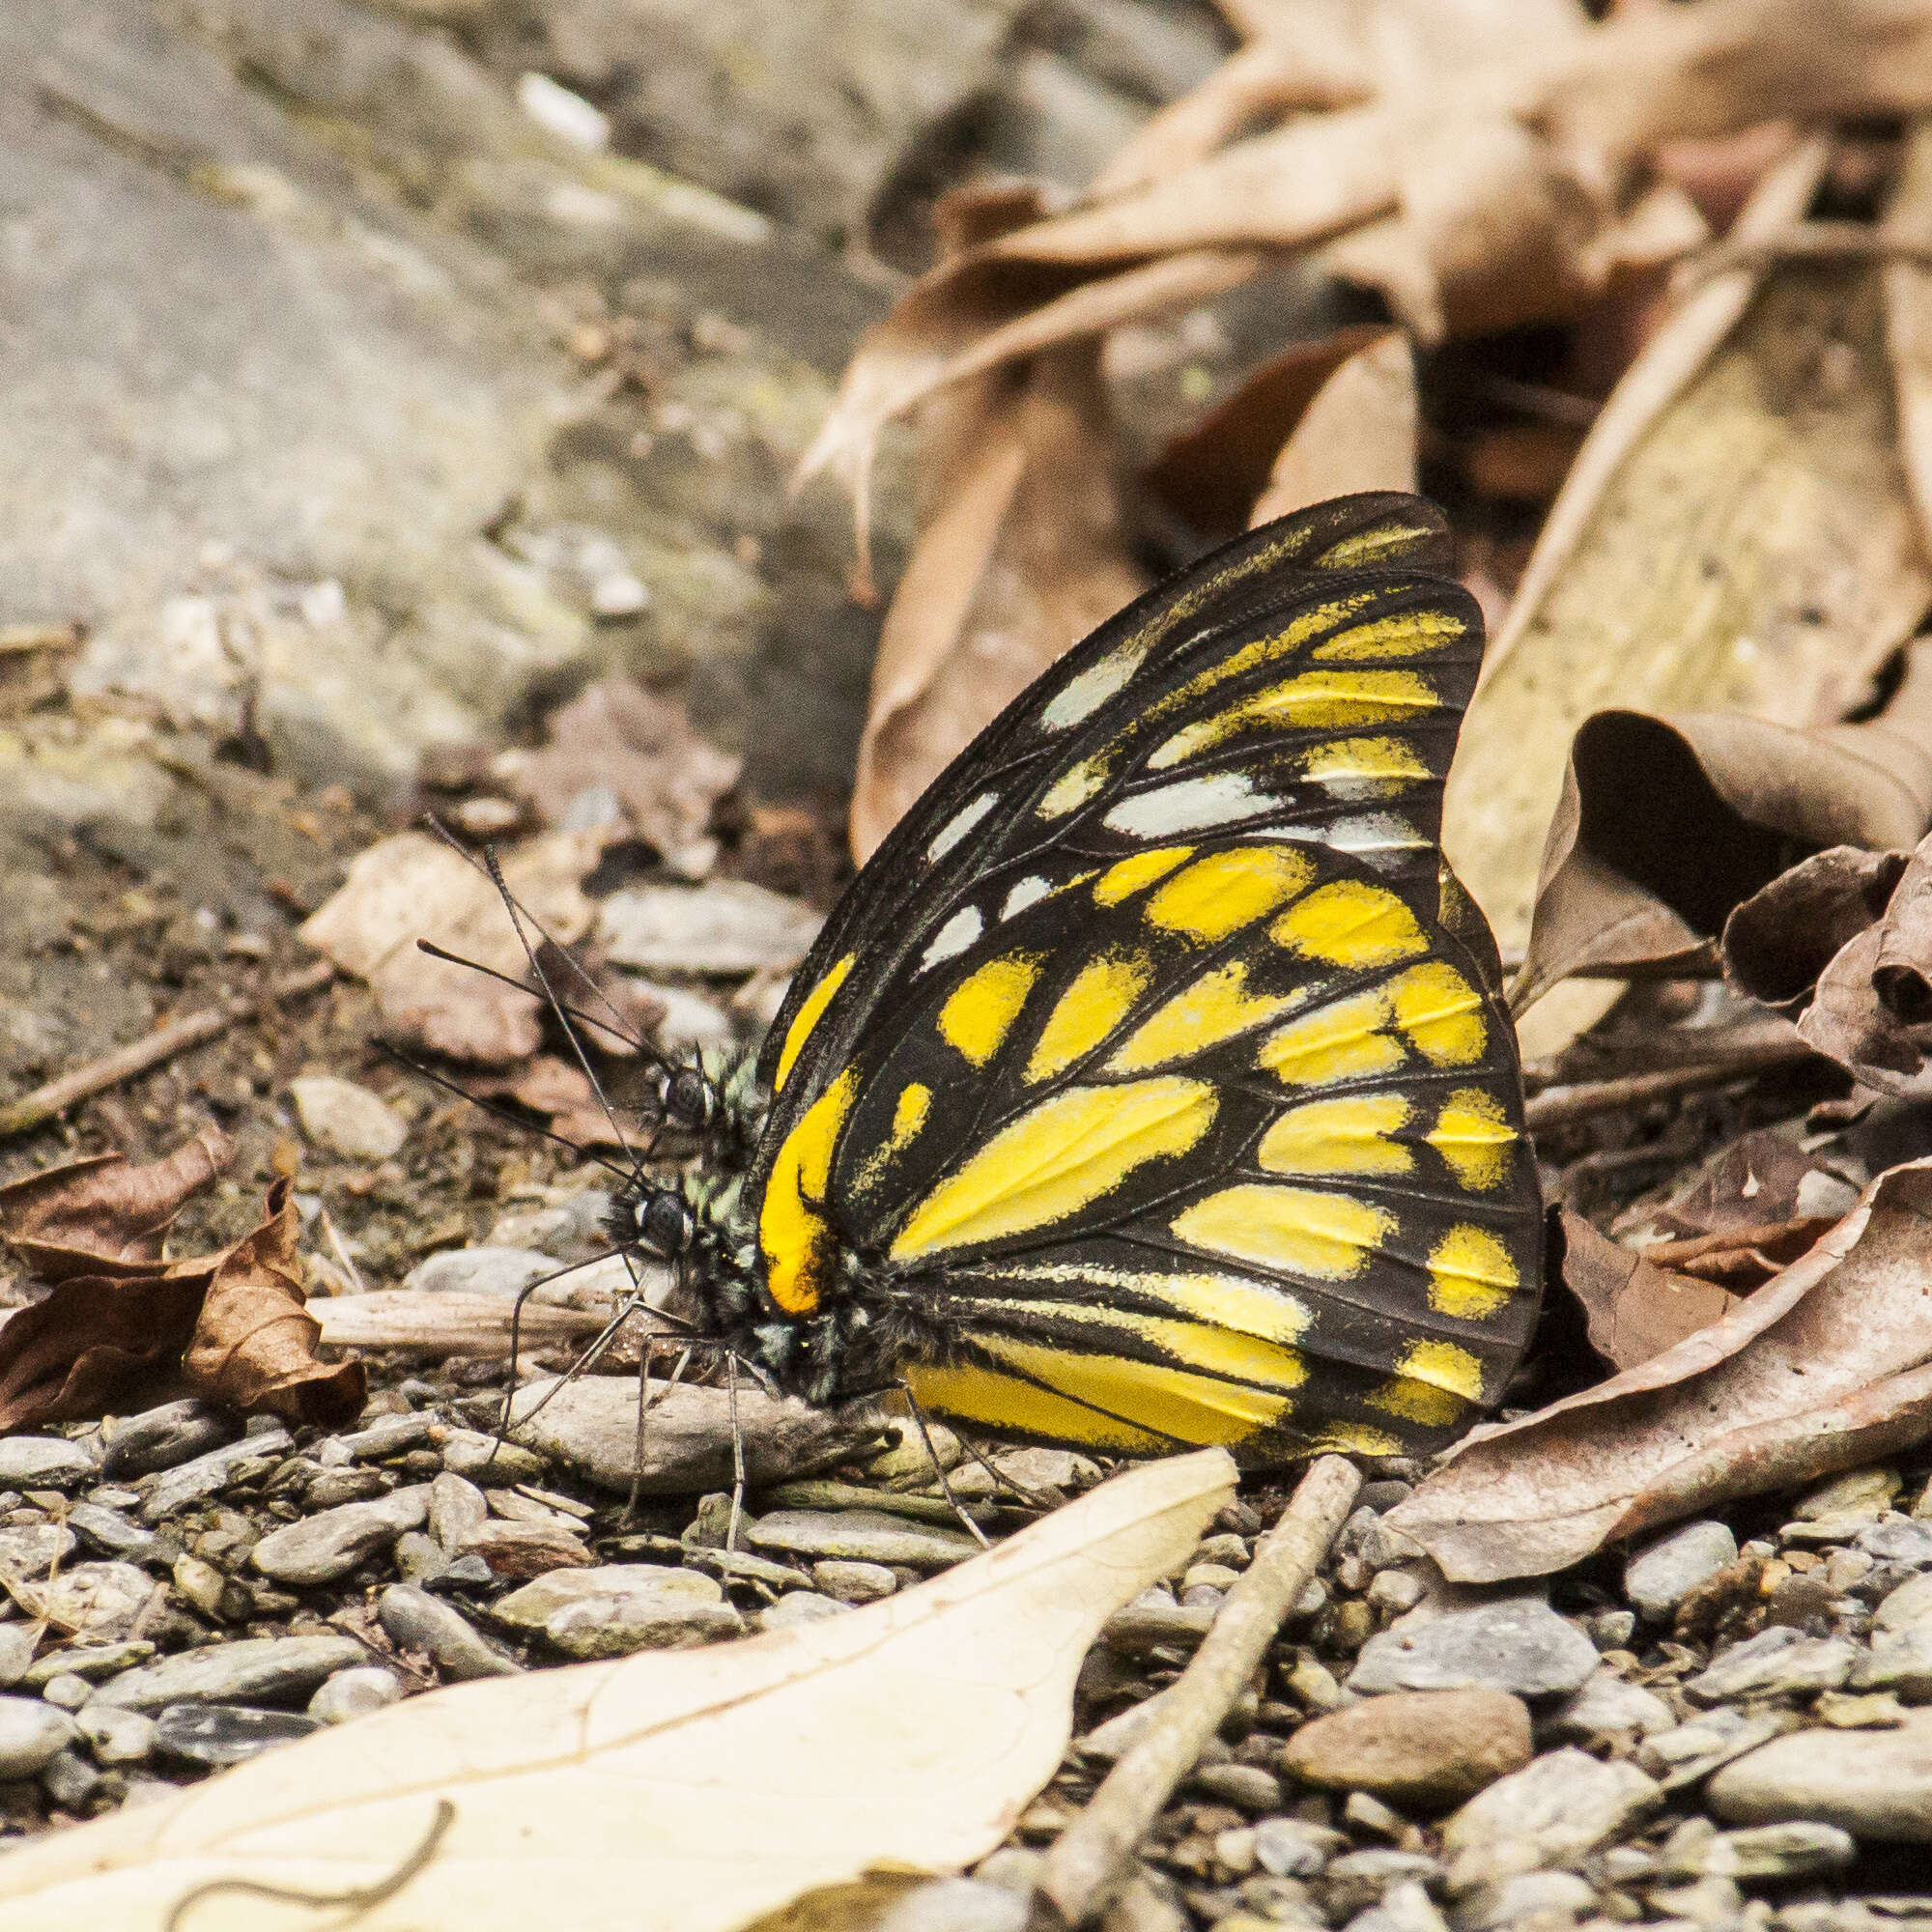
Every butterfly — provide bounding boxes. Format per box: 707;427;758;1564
598;492;1544;1463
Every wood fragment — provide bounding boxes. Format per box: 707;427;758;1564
0;960;334;1140
1034;1455;1360;1928
1523;1034;1818;1132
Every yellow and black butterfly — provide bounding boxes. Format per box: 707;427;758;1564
610;492;1543;1463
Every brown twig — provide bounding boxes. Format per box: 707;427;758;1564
0;958;335;1139
1523;1035;1818;1133
1034;1455;1361;1928
1679;219;1932;290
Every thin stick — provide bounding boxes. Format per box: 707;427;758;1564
317;1205;368;1298
1680;219;1932;288
1035;1455;1361;1929
0;959;334;1139
1524;1036;1817;1132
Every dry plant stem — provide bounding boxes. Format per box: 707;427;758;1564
1035;1454;1361;1928
0;960;335;1139
1523;1035;1817;1131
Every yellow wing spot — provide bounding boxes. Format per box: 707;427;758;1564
1026;953;1152;1083
982;1263;1313;1347
903;1359;1168;1456
757;1067;860;1316
1258;990;1405;1089
1388;960;1488;1065
890;1082;931;1148
976;1334;1290;1447
938;955;1041;1068
1145;594;1379;729
1094;846;1192;906
1108;960;1304;1072
1150;669;1436;768
1145;847;1313;941
1398;1336;1486;1401
972;1301;1309;1394
891;1076;1216;1259
1037;753;1112;819
773;952;854;1093
1172;1183;1393;1282
1312;608;1467;662
1367;1375;1469;1429
1298;735;1431;794
1309;1422;1405;1456
1315;522;1435;568
1428;1224;1519;1320
1258;1094;1413;1179
1271;879;1430;969
1430;1090;1517;1191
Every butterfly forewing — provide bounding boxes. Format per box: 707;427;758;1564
748;494;1540;1458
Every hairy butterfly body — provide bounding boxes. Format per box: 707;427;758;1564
620;493;1543;1462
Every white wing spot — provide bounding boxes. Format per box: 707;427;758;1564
920;906;983;973
1103;771;1267;837
1002;876;1052;919
1267;814;1426;869
928;791;998;863
1039;643;1149;731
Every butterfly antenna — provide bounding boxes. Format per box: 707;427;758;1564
413;938;654;1058
420;812;678;1078
474;839;657;1185
898;1381;991;1549
376;1044;639;1184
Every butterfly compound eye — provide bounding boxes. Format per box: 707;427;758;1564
664;1067;714;1133
637;1191;696;1258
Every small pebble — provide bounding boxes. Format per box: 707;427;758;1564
1366;1570;1425;1618
0;1696;78;1778
250;1486;432;1587
91;1634;369;1712
75;1703;156;1766
1253;1817;1346;1877
39;1673;91;1712
66;1501;161;1566
1190;1763;1282;1812
1439;1748;1660;1893
1794;1465;1900;1521
1625;1521;1738;1621
289;1073;409;1160
746;1508;979;1572
99;1401;236;1480
1683;1627;1856;1704
308;1666;405;1724
756;1592;847;1632
812;1559;897;1604
40;1747;102;1809
0;1624;37;1688
1284;1690;1531;1807
377;1584;520;1681
155;1703;323;1770
1349;1598;1597;1698
0;1437;95;1489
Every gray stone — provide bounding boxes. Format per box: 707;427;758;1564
434;1429;549;1486
394;1532;447;1586
869;1877;1028;1932
509;1377;891;1497
1685;1627;1857;1705
1321;1851;1442;1918
1682;1821;1858;1879
687;1548;813;1594
249;1484;431;1585
1876;1571;1932;1632
757;1592;848;1632
1439;1748;1660;1892
65;1501;163;1566
1640;1710;1796;1793
377;1583;521;1680
41;1746;103;1808
1858;1516;1932;1565
405;1246;558;1299
1191;1763;1282;1812
1795;1466;1901;1520
75;1702;156;1766
492;1563;724;1633
597;878;821;976
26;1562;153;1640
156;1703;322;1770
1544;1669;1675;1744
747;1508;980;1572
1342;1880;1447;1932
289;1074;408;1160
1254;1818;1347;1878
308;1666;404;1723
0;1436;95;1488
91;1634;368;1711
1349;1599;1599;1699
0;1523;76;1578
315;1411;434;1466
1851;1624;1932;1701
23;1643;155;1689
429;1471;490;1551
99;1400;236;1479
1710;1709;1932;1840
1367;1570;1427;1619
38;1674;91;1712
0;1624;37;1688
546;1590;746;1657
813;1559;897;1604
138;1427;292;1522
1625;1521;1739;1621
1449;1870;1597;1932
0;1696;78;1778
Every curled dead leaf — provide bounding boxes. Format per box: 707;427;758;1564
1391;1157;1932;1581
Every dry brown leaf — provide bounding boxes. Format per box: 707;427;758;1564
1389;1157;1932;1582
0;1450;1236;1932
300;829;605;1065
497;680;742;866
183;1179;363;1427
0;1272;211;1435
1559;1210;1745;1373
849;312;1143;860
1645;1216;1839;1289
0;1129;230;1282
1722;844;1912;1012
1250;331;1418;525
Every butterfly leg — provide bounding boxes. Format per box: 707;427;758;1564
898;1380;991;1550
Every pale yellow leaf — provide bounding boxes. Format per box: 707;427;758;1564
0;1450;1236;1931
